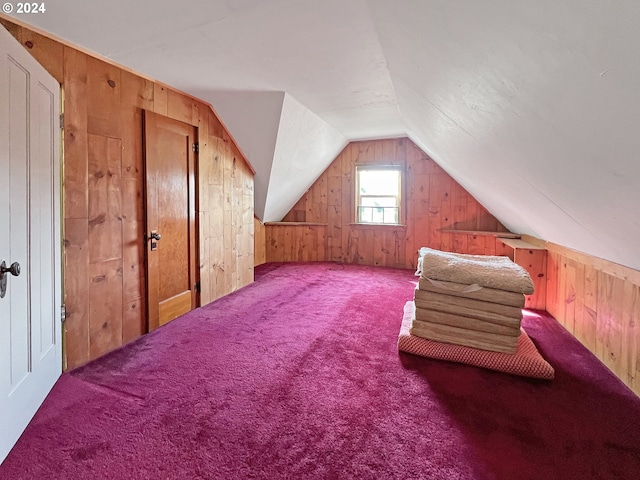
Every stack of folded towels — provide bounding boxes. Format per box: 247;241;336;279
412;247;535;354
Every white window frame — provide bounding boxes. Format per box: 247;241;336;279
354;165;404;225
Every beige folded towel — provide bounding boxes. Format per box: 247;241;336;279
416;247;534;294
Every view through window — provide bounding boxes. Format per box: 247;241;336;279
356;166;402;224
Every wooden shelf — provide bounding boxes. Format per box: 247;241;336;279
439;229;521;239
349;223;407;229
499;238;546;250
498;238;547;310
265;222;328;226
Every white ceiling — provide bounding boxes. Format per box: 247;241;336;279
8;0;640;270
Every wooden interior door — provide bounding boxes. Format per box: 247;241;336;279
144;111;198;330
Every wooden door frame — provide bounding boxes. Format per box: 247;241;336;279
142;110;199;331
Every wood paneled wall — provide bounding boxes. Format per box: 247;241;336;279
198;134;254;305
2;19;254;369
266;224;328;263
266;138;509;267
254;217;266;266
543;240;639;396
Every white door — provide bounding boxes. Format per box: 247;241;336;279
0;25;62;463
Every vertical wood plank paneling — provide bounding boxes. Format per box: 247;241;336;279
328;205;342;261
582;265;599;351
63;47;88;220
254;217;266;266
197;110;211;304
199;211;212;305
20;29;64;83
167;89;196;124
120;70;153;178
88;259;123;359
327;150;343;261
563;259;577;334
545;243;640;397
621;282;639;388
224;140;236;291
546;251;560;318
153;83;168;116
86;56;122;138
341;144;354;262
210;174;225;295
3;19;255;368
557;258;568;330
597;273;625;377
494;238;512;257
483;236;497;256
123;297;145;345
87;136;124;355
121;186;145;337
208;107;224;138
63;218;89;369
265;138;508;269
404;143;418;267
467;235;486;255
118;70;149;341
517;248;547;310
240;159;255;285
413;173;430;255
311;175;328;223
87;135;123;263
438;173;453;252
451;185;469;254
572;262;587;346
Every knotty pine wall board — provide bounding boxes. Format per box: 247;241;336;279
270;138;509;267
1;19;255;369
254;217;267;266
544;244;640;397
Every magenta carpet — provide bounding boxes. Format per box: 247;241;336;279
2;262;640;479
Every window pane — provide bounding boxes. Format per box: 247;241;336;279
383;208;398;224
358;207;373;223
360;196;397;207
358;170;400;196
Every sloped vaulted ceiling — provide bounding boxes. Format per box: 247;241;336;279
7;0;640;270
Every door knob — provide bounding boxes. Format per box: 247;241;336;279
148;231;161;251
0;260;20;299
1;261;20;277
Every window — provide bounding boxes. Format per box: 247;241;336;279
355;165;403;224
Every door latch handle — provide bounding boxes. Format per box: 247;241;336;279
0;260;21;299
1;261;20;277
148;231;161;251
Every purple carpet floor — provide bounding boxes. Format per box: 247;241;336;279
1;262;639;479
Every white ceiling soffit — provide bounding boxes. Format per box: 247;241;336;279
9;0;640;270
369;0;640;270
198;90;346;222
195;90;285;221
265;94;347;223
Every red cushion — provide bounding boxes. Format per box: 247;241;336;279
398;302;554;379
